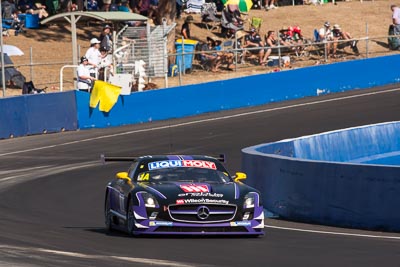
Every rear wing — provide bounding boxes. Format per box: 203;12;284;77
100;154;226;164
100;154;137;165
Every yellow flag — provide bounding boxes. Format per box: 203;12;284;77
89;80;122;112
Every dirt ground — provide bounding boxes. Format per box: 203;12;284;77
1;0;397;97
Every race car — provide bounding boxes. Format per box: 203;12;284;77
103;154;264;236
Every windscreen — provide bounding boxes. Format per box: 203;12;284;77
136;167;232;184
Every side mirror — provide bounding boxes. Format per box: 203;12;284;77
234;172;247;182
116;172;131;182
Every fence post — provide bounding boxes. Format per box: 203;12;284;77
30;47;33;81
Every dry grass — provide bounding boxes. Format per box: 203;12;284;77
1;0;397;97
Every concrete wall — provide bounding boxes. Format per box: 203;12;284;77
242;122;400;231
0;91;77;139
2;54;398;138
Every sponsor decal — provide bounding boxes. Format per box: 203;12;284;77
178;198;229;205
148;160;217;170
180;184;209;193
178;192;224;198
149;221;173;226
230;221;251;227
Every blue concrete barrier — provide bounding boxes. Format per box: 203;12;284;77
2;54;400;137
242;121;400;231
0;92;77;139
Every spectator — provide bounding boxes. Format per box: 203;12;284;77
243;27;265;65
86;0;99;10
85;38;101;78
77;56;95;92
318;21;334;56
176;0;183;19
99;24;112;52
2;0;17;19
102;0;112;11
332;24;359;55
391;4;400;34
17;0;48;18
265;0;278;10
98;46;114;81
261;30;278;64
181;15;194;39
200;36;221;72
118;0;132;11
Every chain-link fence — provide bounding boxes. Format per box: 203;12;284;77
1;32;399;97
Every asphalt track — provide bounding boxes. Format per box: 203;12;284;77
1;86;400;266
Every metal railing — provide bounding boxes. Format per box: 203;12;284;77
1;34;400;97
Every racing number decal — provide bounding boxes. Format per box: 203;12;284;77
138;173;150;181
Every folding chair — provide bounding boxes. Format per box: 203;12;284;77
249;17;263;32
220;8;244;38
201;2;221;32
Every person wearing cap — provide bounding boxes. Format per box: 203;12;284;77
318;21;333;56
332;24;359;56
181;15;194;39
243;27;265;65
77;56;95;92
99;25;112;52
85;38;101;78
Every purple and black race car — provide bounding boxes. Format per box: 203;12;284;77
103;154;264;236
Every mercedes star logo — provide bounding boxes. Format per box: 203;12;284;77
197;206;210;220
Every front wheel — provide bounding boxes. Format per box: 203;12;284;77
126;198;137;236
104;192;113;232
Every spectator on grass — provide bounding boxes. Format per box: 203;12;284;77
181;15;194;39
318;21;334;56
200;36;221;72
332;24;359;56
17;0;48;18
85;38;101;78
77;56;95;92
243;27;265;65
391;4;400;34
265;0;278;10
261;30;278;65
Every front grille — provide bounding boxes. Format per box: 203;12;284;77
155;226;247;233
169;204;237;223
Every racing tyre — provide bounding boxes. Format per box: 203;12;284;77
104;193;113;232
126;198;137;236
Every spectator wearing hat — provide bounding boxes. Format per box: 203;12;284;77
85;38;101;78
77;56;95;92
332;24;359;56
99;25;112;52
318;21;334;56
243;27;265;65
181;15;194;39
200;36;221;72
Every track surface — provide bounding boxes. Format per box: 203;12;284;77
1;86;400;266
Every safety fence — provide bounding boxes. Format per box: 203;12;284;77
1;34;399;97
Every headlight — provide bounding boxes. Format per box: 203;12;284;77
140;192;159;208
243;192;259;209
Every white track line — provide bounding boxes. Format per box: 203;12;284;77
264;224;400;240
1;87;399;158
0;245;206;267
